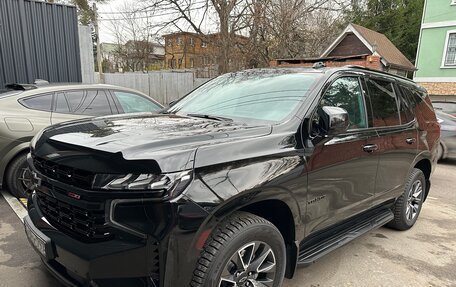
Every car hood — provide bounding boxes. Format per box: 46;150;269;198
34;113;272;173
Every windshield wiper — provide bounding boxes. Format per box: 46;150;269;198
186;113;233;122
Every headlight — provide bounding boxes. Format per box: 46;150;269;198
92;170;192;197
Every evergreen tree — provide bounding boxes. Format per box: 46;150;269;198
347;0;424;62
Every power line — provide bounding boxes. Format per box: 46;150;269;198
99;5;209;21
98;1;208;15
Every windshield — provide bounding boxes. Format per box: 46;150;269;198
167;70;321;123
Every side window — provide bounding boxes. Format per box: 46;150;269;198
21;94;53;112
396;85;415;124
320;77;367;129
112;91;162;114
366;78;400;127
73;90;112;116
55;90;85;114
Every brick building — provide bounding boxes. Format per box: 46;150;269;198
271;24;416;78
163;32;247;75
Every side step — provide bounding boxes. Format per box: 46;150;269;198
297;208;394;266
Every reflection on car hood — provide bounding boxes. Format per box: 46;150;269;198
36;113;272;172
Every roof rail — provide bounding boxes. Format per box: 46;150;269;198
4;79;49;91
4;83;38;91
34;79;49;86
343;65;415;83
313;62;326;69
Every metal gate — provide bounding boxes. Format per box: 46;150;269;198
0;0;82;90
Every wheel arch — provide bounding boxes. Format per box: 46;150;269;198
0;142;31;189
413;158;432;201
239;199;299;279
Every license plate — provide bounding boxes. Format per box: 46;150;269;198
24;216;54;260
25;222;46;257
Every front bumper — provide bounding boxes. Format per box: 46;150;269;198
25;177;211;287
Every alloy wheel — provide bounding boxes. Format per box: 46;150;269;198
219;241;277;287
17;167;33;195
406;179;423;222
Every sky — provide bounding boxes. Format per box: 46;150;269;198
97;0;216;44
98;0;129;43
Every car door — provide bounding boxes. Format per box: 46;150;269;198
51;89;114;124
363;76;419;206
305;74;379;234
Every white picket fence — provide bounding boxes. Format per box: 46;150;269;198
93;71;210;105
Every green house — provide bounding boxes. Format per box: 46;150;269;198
415;0;456;99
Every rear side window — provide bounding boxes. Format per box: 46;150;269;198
21;94;53;112
112;91;162;113
55;90;85;114
55;90;113;116
366;78;400;127
320;77;367;129
396;86;415;124
74;90;112;116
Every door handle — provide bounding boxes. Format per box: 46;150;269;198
406;138;416;145
363;144;378;153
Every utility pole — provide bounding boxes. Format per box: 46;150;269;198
93;3;103;83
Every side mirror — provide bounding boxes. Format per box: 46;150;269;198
318;106;349;136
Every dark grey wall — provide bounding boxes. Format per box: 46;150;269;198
0;0;82;89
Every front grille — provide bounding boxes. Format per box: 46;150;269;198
36;191;111;242
33;156;95;189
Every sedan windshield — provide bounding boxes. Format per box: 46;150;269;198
167;70;321;123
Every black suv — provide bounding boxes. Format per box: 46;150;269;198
24;67;440;287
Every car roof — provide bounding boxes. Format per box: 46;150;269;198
0;83;163;107
246;66;419;87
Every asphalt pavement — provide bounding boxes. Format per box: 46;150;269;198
1;161;455;287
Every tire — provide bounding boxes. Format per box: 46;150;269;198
437;143;444;161
5;153;33;198
191;212;286;287
387;168;426;231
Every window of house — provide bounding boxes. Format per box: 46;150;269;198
172;59;176;69
167;39;173;47
201;41;208;48
190;58;194;68
189;37;194;46
178;58;183;68
444;32;456;66
177;37;183;46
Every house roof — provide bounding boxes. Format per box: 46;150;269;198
321;23;416;71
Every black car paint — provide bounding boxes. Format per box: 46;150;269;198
25;68;439;287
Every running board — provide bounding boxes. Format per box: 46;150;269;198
298;208;394;266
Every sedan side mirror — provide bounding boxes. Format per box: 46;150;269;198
318;106;350;136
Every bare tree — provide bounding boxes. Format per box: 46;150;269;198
104;2;162;71
105;0;349;73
